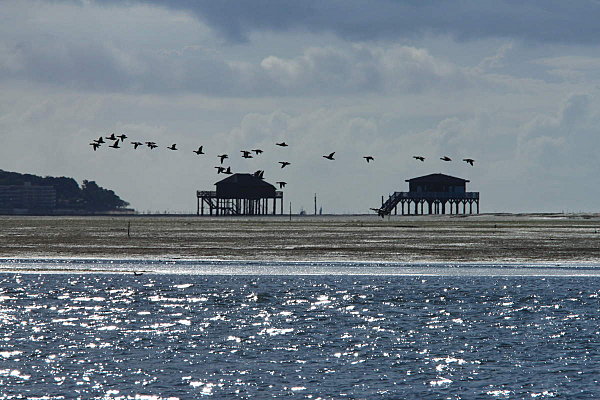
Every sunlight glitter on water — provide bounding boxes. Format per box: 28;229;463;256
0;267;599;398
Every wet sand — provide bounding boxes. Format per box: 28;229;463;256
0;213;599;263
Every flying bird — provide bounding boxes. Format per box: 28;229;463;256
89;142;101;151
440;156;452;161
413;156;425;162
276;181;287;188
214;166;226;174
276;142;288;147
117;134;127;142
106;133;117;141
193;146;204;155
253;170;265;179
94;137;105;144
279;161;291;168
363;156;374;163
167;144;177;150
131;141;143;149
463;158;475;166
224;166;233;175
252;149;263;155
323;152;335;160
109;141;120;149
145;141;157;149
241;150;253;158
218;154;228;164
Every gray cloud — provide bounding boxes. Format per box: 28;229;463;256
93;0;600;44
3;39;132;91
518;93;597;168
0;27;471;96
0;36;238;94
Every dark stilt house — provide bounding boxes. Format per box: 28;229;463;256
378;173;479;216
197;173;284;216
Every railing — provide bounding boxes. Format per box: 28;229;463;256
392;191;479;200
378;190;480;215
197;190;283;199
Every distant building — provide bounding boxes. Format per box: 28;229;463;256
0;182;56;214
197;173;284;215
378;173;479;215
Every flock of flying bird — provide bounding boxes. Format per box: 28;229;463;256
89;133;476;189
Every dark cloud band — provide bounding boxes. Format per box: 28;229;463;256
93;0;600;44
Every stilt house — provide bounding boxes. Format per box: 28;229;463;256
197;173;284;215
378;173;479;215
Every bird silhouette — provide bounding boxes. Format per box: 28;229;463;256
94;137;105;144
193;146;204;155
145;141;157;149
413;156;425;162
90;142;101;151
276;181;287;188
218;154;228;164
131;141;143;149
109;141;120;149
279;161;291;168
241;150;253;158
370;207;387;218
117;134;127;142
463;158;475;166
253;170;265;179
214;166;226;174
323;152;335;160
363;156;374;163
167;144;177;150
224;166;233;175
106;133;117;141
440;156;452;161
252;149;263;155
276;142;288;147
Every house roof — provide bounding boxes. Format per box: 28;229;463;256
405;173;469;184
215;173;275;188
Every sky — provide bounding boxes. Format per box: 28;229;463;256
2;0;600;213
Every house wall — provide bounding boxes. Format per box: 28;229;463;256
216;183;276;199
409;181;466;193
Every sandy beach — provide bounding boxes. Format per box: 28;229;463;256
0;213;599;263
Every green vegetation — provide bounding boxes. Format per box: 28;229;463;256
0;170;129;212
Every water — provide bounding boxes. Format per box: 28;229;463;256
1;260;599;399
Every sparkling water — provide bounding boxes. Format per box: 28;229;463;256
0;260;599;399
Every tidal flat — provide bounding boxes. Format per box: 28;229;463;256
0;213;599;263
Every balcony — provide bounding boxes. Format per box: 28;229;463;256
393;191;479;200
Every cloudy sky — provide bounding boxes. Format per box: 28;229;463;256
2;0;600;213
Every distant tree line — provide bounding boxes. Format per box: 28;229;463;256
0;170;129;212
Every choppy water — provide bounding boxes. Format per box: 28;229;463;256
1;260;599;399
